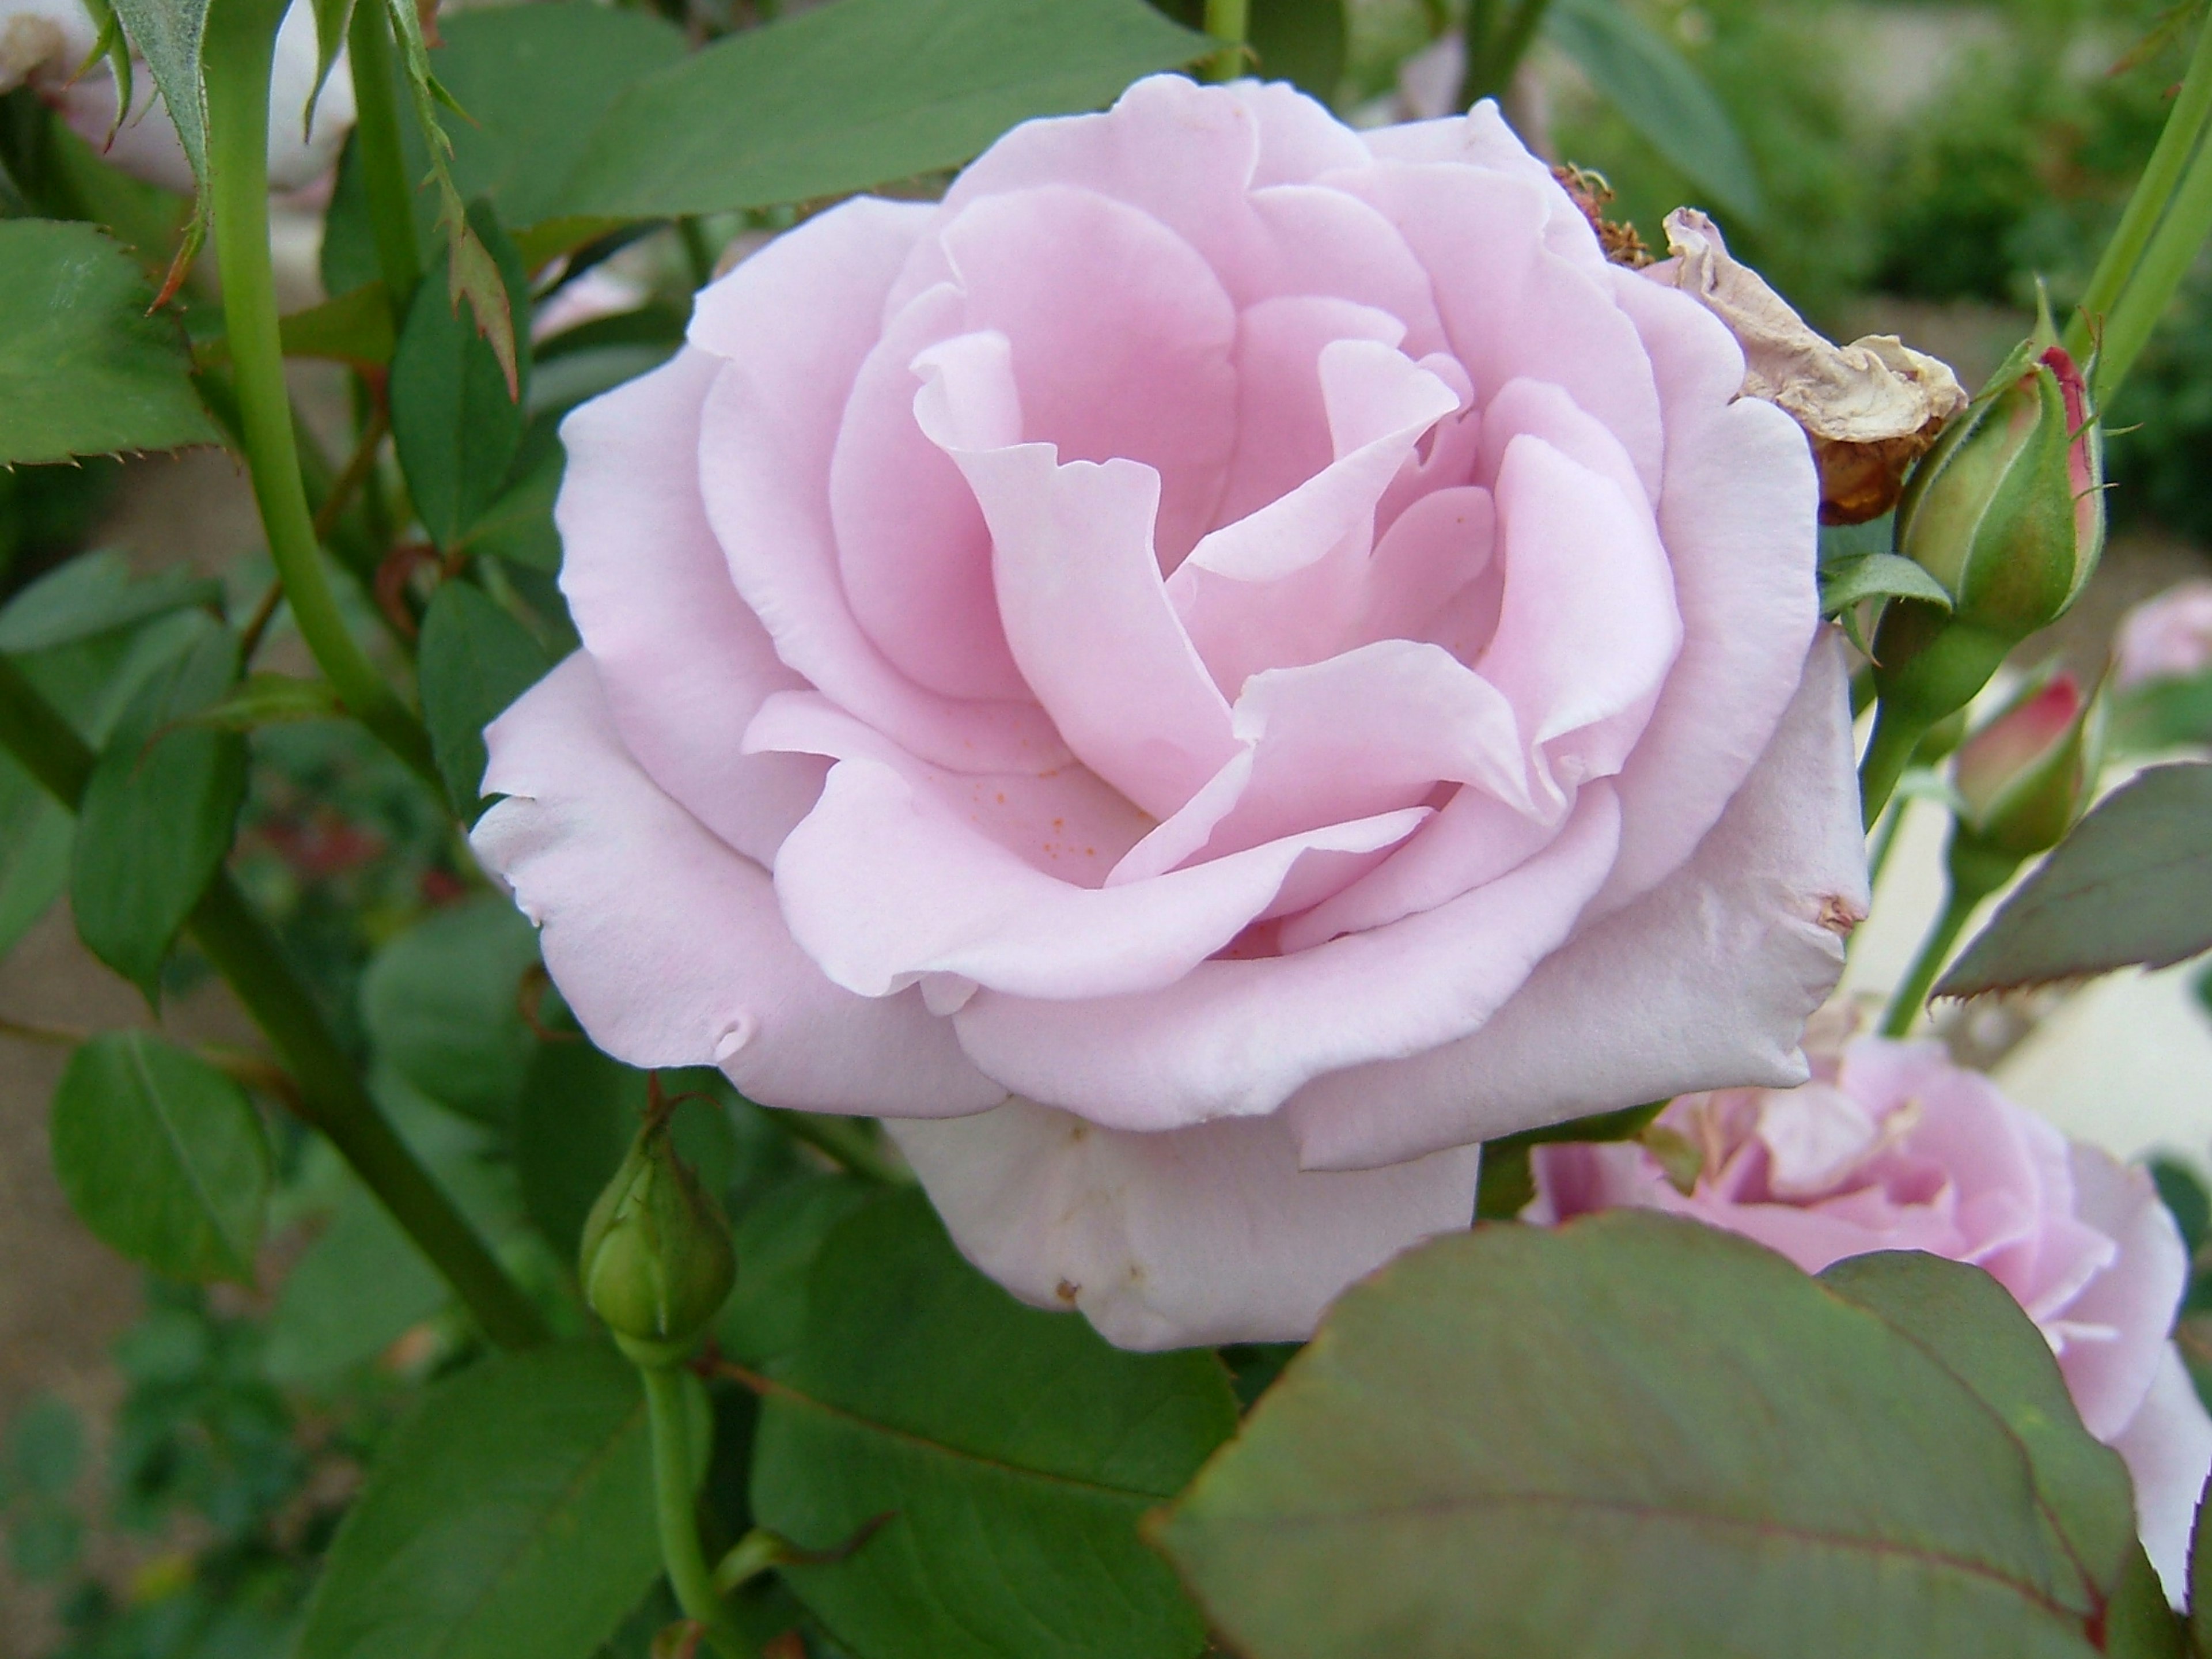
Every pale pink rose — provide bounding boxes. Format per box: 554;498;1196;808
1530;1036;2212;1599
0;0;351;195
473;76;1866;1350
2114;579;2212;692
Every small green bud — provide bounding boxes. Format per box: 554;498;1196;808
1950;671;2100;861
579;1112;735;1359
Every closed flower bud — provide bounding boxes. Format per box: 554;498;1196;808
579;1113;735;1361
1948;671;2099;891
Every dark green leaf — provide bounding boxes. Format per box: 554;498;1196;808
296;1343;661;1659
750;1188;1235;1659
184;671;342;732
0;220;216;465
69;626;245;998
360;894;541;1125
281;281;395;366
0;550;221;653
0;755;69;959
1936;763;2212;997
7;1394;85;1498
1541;0;1764;226
555;0;1213;221
388;204;531;551
714;1172;874;1372
104;0;209;190
1820;552;1956;618
264;1182;445;1385
2188;1472;2212;1656
1157;1212;2122;1659
1250;0;1347;101
416;581;553;819
50;1031;271;1282
460;442;565;572
2149;1158;2211;1258
513;1040;738;1261
308;0;353;134
1475;1100;1662;1221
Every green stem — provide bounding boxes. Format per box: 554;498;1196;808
1203;0;1248;82
635;1359;751;1659
777;1112;912;1186
203;0;438;789
1461;0;1552;105
1865;797;1905;888
0;657;545;1350
346;0;422;315
2066;6;2212;399
1880;845;2013;1037
1858;702;1931;831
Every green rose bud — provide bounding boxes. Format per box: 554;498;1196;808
579;1111;736;1362
1873;342;2104;729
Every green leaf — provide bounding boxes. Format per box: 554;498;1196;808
360;895;541;1126
512;1040;739;1262
1541;0;1764;226
183;671;342;732
389;207;531;552
554;0;1213;221
749;1188;1235;1659
0;221;217;465
50;1031;271;1282
307;0;354;134
1936;763;2212;998
0;748;69;960
69;626;246;998
714;1172;874;1372
1153;0;1345;100
459;441;564;572
281;281;395;366
7;1395;85;1499
1820;552;1956;618
104;0;210;191
0;550;221;654
416;581;552;820
265;1181;445;1385
2189;1471;2212;1657
1156;1212;2126;1659
296;1343;661;1659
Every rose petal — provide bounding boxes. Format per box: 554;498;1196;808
2110;1347;2212;1605
1286;631;1865;1169
558;349;823;865
471;654;1003;1116
885;1097;1479;1349
1355;99;1604;270
2061;1144;2190;1441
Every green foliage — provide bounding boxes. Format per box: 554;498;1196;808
359;894;543;1124
295;1343;662;1659
749;1189;1237;1659
556;0;1212;219
0;551;221;655
1158;1214;2164;1658
70;625;247;997
0;220;215;465
50;1032;272;1282
1936;762;2212;996
1152;0;1347;101
415;582;553;820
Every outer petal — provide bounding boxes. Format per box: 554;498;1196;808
1286;630;1867;1169
1357;99;1604;269
886;1098;1479;1349
691;198;1065;775
559;349;823;865
2062;1145;2190;1441
2109;1347;2212;1605
948;784;1621;1131
471;655;1004;1117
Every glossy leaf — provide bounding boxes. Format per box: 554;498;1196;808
264;1181;445;1385
0;221;217;465
359;895;542;1126
69;626;246;998
1157;1213;2129;1659
388;205;531;552
0;551;221;654
714;1172;874;1372
749;1188;1236;1659
1820;552;1956;619
50;1031;271;1283
555;0;1213;220
295;1343;661;1659
1542;0;1764;226
1936;763;2212;997
416;581;554;820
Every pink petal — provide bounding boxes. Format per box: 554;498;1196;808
470;656;1003;1116
1355;100;1605;269
771;755;1428;1001
1247;185;1448;357
829;282;1027;701
885;1098;1479;1349
916;334;1237;818
1225;79;1373;184
1286;631;1865;1168
1353;483;1498;649
556;349;823;866
2110;1347;2212;1604
1586;270;1820;914
2062;1145;2189;1441
691;199;1065;775
948;785;1622;1130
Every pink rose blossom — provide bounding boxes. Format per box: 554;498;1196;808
2114;579;2212;692
473;76;1867;1350
1530;1036;2212;1599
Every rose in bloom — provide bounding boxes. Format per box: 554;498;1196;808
1529;1036;2212;1599
2114;579;2212;692
473;75;1868;1350
0;0;349;194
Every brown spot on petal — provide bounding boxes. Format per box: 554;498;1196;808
1816;894;1865;935
1055;1279;1081;1304
1661;209;1966;525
